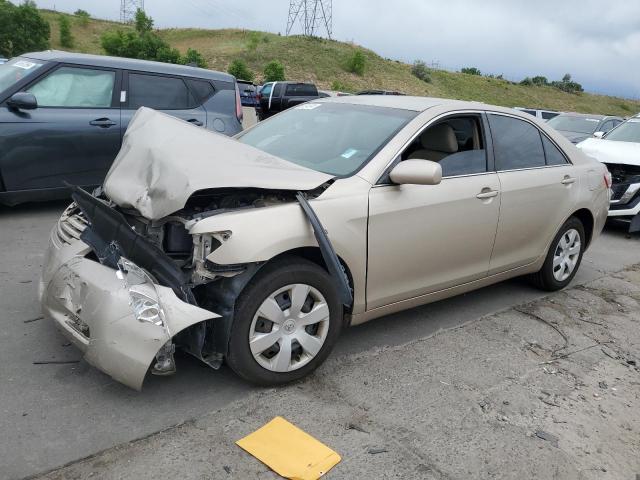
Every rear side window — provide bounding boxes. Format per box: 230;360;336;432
128;73;194;110
541;111;558;120
488;114;545;170
27;66;115;108
273;83;283;96
285;83;317;96
187;79;215;104
541;135;568;166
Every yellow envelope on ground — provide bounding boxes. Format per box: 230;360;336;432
236;416;341;480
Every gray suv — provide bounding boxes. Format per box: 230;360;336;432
0;51;243;205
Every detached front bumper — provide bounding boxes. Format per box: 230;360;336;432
40;226;218;390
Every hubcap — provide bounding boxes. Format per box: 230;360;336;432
552;228;581;282
249;283;330;372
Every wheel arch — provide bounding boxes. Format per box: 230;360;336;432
570;208;595;249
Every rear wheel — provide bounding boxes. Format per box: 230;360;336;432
530;216;585;291
226;258;343;386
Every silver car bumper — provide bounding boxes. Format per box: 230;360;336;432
39;228;218;390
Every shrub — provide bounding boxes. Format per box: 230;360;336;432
246;31;260;53
550;73;583;94
263;60;285;82
531;75;548;86
346;51;366;76
59;15;74;48
461;67;481;76
74;8;90;26
181;48;207;68
228;59;254;82
331;80;350;91
0;0;50;57
520;77;533;86
411;60;431;83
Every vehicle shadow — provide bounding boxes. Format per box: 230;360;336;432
0;198;69;218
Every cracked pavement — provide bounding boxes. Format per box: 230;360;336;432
34;263;640;480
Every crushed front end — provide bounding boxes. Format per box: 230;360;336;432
606;163;640;232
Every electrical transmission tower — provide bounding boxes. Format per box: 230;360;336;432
120;0;145;23
286;0;332;39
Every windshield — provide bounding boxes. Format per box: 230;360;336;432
0;57;45;94
547;115;601;134
237;102;417;176
604;119;640;143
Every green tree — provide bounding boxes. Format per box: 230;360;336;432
346;51;366;76
74;9;90;26
461;67;481;75
228;59;254;82
134;8;153;33
263;60;285;82
59;15;74;48
181;48;207;68
411;60;431;83
0;0;50;57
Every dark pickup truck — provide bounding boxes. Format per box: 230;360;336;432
257;81;319;120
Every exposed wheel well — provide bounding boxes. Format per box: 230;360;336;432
571;208;594;248
268;247;354;313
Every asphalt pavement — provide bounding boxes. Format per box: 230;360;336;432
1;200;639;479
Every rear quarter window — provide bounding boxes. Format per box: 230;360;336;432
187;79;215;104
285;84;318;96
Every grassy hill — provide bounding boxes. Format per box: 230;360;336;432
40;10;640;117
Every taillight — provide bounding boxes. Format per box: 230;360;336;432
234;82;243;123
604;171;612;188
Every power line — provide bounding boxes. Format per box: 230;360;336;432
120;0;145;24
286;0;332;39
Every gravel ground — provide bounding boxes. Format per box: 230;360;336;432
35;264;640;480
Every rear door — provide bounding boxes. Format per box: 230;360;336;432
487;113;578;274
120;71;206;136
0;64;121;191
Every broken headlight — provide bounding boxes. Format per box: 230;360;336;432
116;258;167;330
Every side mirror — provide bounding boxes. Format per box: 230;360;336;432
593;131;605;139
7;92;37;111
389;159;442;186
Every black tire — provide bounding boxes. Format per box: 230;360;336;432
226;257;343;386
530;216;585;291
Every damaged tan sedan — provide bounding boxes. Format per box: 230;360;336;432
40;97;610;390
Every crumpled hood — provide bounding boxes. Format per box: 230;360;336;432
577;137;640;167
103;107;333;220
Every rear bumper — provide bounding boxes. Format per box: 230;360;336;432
39;231;217;390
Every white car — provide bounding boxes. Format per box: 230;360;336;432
578;118;640;232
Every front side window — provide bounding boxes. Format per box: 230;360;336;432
0;57;45;94
27;66;115;108
604;119;640;143
128;73;194;110
599;121;613;133
401;115;487;177
238;102;416;176
489;114;545;170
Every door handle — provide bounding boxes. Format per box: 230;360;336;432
561;176;576;185
476;189;499;199
89;118;116;128
187;118;204;126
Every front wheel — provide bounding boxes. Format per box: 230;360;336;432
530;216;585;291
226;258;343;386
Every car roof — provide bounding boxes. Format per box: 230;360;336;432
554;112;621;121
21;50;234;83
316;95;506;113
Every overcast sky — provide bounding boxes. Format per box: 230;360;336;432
36;0;640;98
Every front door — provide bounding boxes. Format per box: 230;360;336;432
0;65;121;191
366;114;501;309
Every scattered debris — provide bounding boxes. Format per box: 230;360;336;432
23;315;43;323
540;341;614;365
33;360;80;365
222;466;231;474
514;307;568;356
19;280;32;284
346;423;369;434
601;346;619;360
539;396;560;407
367;447;388;455
534;430;559;448
598;381;608;390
